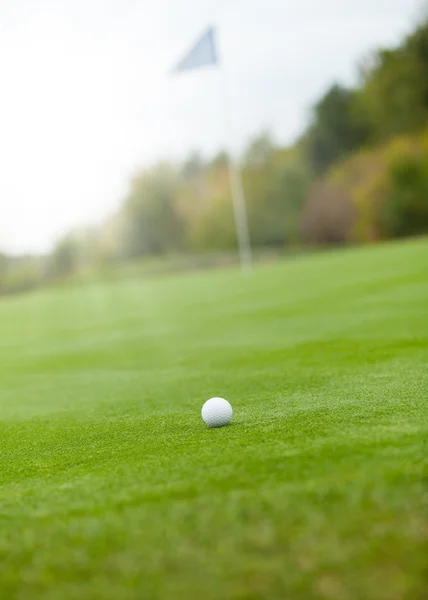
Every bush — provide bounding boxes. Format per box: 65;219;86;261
301;179;355;245
380;155;428;237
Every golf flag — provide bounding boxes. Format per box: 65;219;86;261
169;26;252;272
172;27;217;73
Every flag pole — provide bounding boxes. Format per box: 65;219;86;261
227;157;252;272
171;25;252;273
218;28;252;273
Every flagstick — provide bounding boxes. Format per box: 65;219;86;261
221;39;252;274
170;26;253;273
227;157;252;273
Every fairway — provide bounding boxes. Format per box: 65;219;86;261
0;239;427;600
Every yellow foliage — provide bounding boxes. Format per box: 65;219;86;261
318;128;428;243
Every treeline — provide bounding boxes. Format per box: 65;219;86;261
301;15;428;242
1;16;428;294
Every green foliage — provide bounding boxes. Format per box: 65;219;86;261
277;162;311;245
4;16;428;293
189;193;237;250
0;254;44;295
0;239;427;599
243;131;275;167
244;159;309;246
120;165;185;258
181;151;205;180
209;150;229;168
303;16;428;174
303;127;428;245
48;236;80;277
0;252;7;284
359;19;428;140
305;84;371;174
46;229;99;280
111;149;310;259
380;154;428;237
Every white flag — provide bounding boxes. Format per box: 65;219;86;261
172;27;217;73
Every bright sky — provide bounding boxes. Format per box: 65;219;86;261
0;0;423;254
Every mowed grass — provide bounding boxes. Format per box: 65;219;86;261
0;239;427;600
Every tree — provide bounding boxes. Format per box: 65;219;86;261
380;154;428;237
359;19;428;141
181;152;204;180
48;236;79;277
46;229;98;279
243;131;275;167
119;164;185;258
242;155;309;248
0;252;7;276
306;84;371;174
0;252;8;292
209;151;229;169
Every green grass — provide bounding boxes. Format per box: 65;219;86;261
0;238;427;600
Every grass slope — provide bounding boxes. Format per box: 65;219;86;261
0;239;427;600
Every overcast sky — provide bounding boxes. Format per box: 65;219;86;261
0;0;424;254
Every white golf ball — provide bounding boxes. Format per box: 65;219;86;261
201;397;232;428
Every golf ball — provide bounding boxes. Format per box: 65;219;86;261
202;397;233;428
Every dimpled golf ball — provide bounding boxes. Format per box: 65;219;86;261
202;397;232;428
